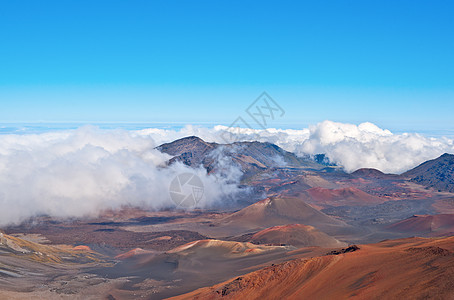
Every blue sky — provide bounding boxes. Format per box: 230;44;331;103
0;1;453;132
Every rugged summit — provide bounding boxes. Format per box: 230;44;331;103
157;136;325;177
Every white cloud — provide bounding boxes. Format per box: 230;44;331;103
0;126;242;226
293;121;454;173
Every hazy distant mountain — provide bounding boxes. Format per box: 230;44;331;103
157;136;325;177
403;153;454;192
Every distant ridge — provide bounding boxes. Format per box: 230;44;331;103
249;224;346;248
351;168;399;178
403;153;454;192
387;214;454;236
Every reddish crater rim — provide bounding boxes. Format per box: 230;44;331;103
252;224;313;238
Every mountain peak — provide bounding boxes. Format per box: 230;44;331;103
156;136;326;177
178;135;205;142
156;136;213;153
161;135;210;146
352;168;385;177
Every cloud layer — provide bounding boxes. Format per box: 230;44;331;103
294;121;454;173
0;121;453;226
0;126;242;226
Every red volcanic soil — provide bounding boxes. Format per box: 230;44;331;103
167;239;284;258
249;224;346;248
221;196;349;235
114;248;156;260
72;245;91;251
303;187;384;208
5;222;209;251
387;214;454;236
170;236;454;300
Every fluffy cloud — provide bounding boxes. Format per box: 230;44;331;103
0;126;242;226
293;121;454;173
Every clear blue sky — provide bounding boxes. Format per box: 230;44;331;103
0;1;453;131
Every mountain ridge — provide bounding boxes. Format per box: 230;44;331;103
403;153;454;192
157;136;327;178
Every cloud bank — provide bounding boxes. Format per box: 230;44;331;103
294;121;454;174
0;121;453;226
0;126;242;226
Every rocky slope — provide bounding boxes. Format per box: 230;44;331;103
171;236;454;300
387;214;454;236
157;136;326;177
403;153;454;192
